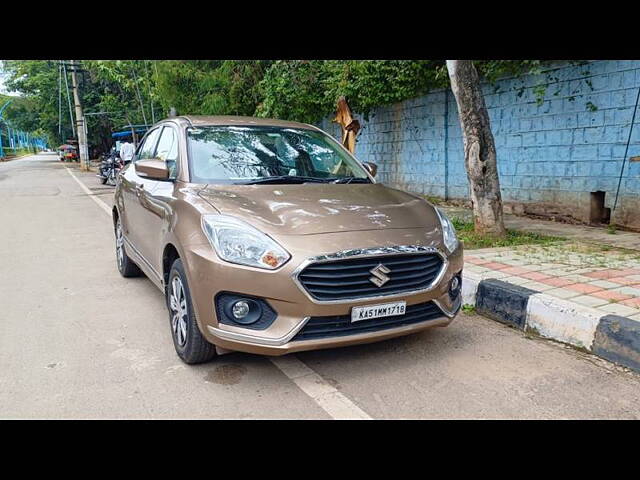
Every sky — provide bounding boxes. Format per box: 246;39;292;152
0;70;8;94
0;68;18;96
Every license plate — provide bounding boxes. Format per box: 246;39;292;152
351;301;407;323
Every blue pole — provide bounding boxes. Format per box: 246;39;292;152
0;100;12;117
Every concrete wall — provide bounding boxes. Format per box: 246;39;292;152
319;60;640;229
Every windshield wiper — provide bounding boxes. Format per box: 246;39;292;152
329;177;372;184
237;175;329;185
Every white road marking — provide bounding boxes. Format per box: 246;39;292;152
65;167;112;215
65;164;373;420
270;356;371;419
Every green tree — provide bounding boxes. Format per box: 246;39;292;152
1;59;563;155
154;60;271;116
2;60;65;146
255;60;554;124
3;60;162;153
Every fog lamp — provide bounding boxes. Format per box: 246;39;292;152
216;293;276;329
449;273;462;300
232;301;250;319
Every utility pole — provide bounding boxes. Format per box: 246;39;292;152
70;60;89;170
58;61;62;138
62;62;75;138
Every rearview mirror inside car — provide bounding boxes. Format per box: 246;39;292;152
134;159;170;180
363;162;378;177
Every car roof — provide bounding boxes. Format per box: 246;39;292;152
172;115;318;131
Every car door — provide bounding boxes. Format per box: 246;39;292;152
120;127;162;277
142;125;181;274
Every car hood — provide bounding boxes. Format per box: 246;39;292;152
197;183;441;236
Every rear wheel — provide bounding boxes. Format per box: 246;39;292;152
106;168;117;186
167;258;216;364
115;217;141;277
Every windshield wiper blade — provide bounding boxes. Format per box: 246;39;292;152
329;177;371;184
238;175;329;185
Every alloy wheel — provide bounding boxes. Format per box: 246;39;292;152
116;220;124;270
169;276;188;347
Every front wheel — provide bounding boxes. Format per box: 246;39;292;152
167;258;216;364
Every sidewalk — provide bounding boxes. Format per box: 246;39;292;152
465;243;640;320
442;205;640;251
443;205;640;372
0;152;38;163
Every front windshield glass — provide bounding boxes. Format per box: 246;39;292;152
186;126;369;184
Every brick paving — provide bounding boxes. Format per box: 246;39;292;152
464;242;640;321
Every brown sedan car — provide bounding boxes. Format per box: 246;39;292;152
113;115;463;364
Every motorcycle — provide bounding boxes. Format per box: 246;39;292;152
97;150;123;186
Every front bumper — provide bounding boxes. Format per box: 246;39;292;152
182;229;463;356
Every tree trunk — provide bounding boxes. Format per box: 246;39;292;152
446;60;506;237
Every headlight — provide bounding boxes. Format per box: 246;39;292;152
435;208;459;254
201;215;290;270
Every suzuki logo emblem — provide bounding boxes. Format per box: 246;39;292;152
369;264;391;287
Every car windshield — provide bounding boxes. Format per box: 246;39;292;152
186;125;370;184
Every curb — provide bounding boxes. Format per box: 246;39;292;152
0;153;35;162
462;271;640;373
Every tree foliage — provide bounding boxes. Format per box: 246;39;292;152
1;59;561;153
155;60;271;117
1;60;62;146
256;60;449;123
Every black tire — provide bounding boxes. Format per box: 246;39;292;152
100;173;108;185
167;258;217;364
115;217;141;277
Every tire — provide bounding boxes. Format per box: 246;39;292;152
167;258;217;364
115;217;141;277
100;174;108;185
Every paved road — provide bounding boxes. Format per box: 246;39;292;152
1;154;640;419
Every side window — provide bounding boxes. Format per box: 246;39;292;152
134;128;161;163
154;127;179;179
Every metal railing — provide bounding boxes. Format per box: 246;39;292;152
0;99;48;158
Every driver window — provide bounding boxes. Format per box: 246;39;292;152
134;128;160;163
154;127;179;179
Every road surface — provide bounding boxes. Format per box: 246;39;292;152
1;154;639;419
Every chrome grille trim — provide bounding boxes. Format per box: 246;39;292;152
292;245;449;305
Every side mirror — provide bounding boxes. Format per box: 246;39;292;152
363;162;378;177
135;159;170;180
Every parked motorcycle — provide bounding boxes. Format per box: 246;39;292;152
97;150;123;186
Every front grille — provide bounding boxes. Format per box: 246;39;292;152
297;253;444;301
292;301;444;341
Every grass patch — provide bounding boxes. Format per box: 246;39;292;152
462;304;476;314
452;217;564;250
424;195;443;206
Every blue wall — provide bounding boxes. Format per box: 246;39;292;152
320;60;640;227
